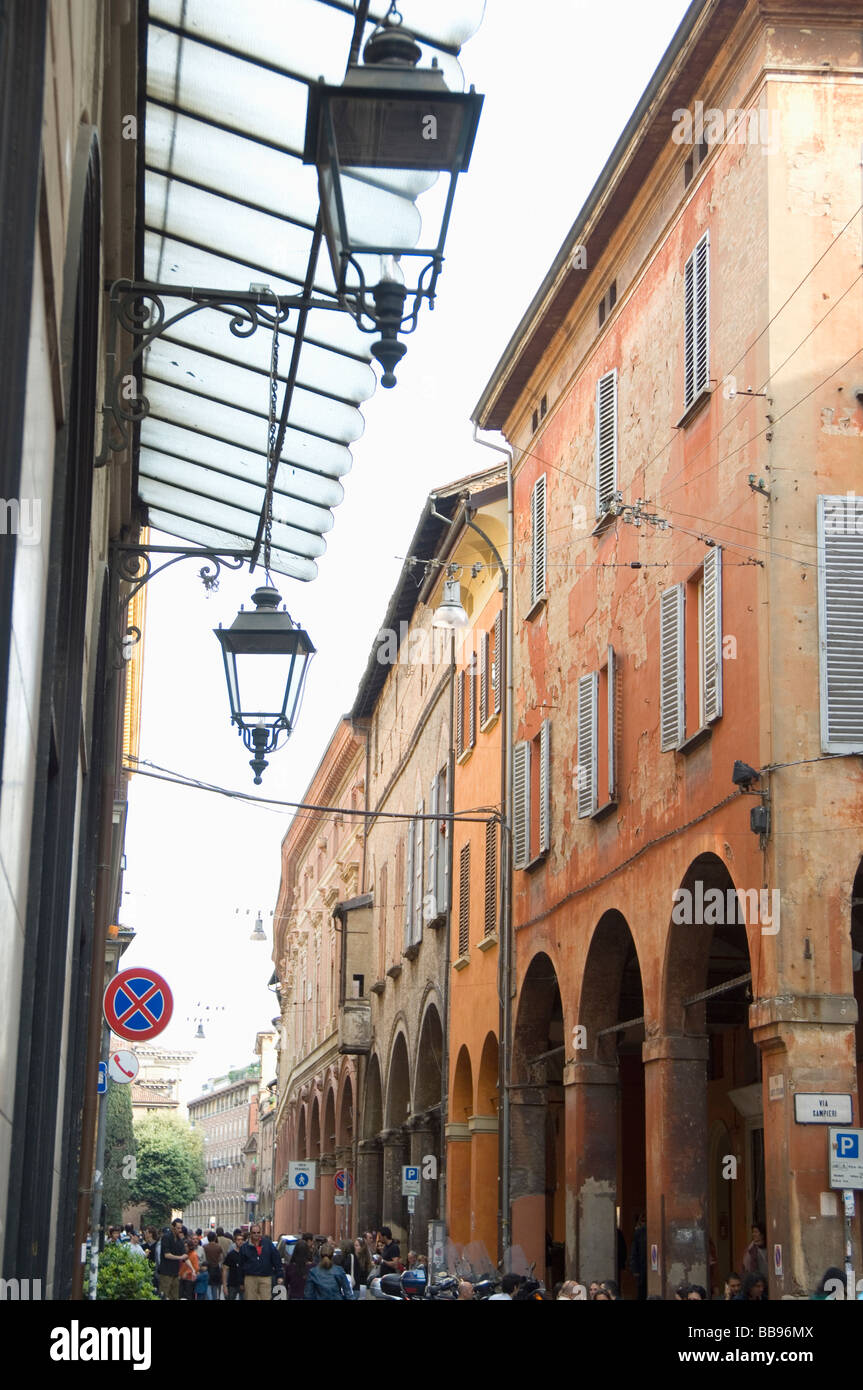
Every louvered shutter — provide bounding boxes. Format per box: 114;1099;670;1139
531;475;547;606
456;668;465;757
484;819;497;937
702;547;723;723
513;741;531;869
493;611;503;714
458;843;471;958
539;719;551;854
607;645;617;803
480;629;490;726
684;231;709;408
413;803;424;944
595;369;618;516
577;673;598;817
660;585;685;751
404;822;414;949
428;775;439;921
468;651;476;749
818;495;863;752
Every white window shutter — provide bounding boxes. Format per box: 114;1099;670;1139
428;775;439;920
404;821;414;949
702;547;722;723
513;740;531;869
493;611;503;714
818;495;863;752
684;231;709;408
531;475;547;606
607;644;616;803
480;629;490;726
539;718;551;854
577;672;598;817
660;585;685;751
595;369;618;516
468;651;476;748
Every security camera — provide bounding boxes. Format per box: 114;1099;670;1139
732;760;760;790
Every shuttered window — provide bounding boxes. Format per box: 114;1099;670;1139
595;369;618;516
577;672;598;817
660;585;685;751
701;547;723;723
493;610;503;715
468;650;477;749
684;231;710;409
456;668;465;757
484;820;497;937
480;628;490;726
513;740;530;870
411;803;424;946
606;644;617;803
530;474;547;607
404;824;414;949
427;768;449;923
539;718;551;854
818;495;863;752
458;843;471;959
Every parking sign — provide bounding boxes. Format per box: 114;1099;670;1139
829;1128;863;1189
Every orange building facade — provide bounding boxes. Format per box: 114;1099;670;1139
474;0;863;1297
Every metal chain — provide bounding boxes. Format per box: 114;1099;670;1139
265;309;280;580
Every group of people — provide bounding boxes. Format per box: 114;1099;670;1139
118;1220;408;1300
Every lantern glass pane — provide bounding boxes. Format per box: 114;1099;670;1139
232;649;299;723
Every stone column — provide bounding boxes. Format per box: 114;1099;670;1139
381;1128;409;1243
356;1138;382;1233
509;1083;547;1272
564;1060;618;1284
468;1114;498;1262
751;997;861;1297
642;1034;710;1297
319;1151;337;1242
445;1122;471;1246
334;1144;354;1243
408;1115;437;1253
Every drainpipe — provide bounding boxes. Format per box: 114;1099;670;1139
471;424;514;1265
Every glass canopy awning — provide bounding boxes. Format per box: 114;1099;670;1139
137;0;486;581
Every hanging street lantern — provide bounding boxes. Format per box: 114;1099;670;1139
250;913;267;944
303;4;484;387
215;585;315;784
433;576;470;630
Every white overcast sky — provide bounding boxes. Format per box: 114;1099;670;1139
121;0;694;1102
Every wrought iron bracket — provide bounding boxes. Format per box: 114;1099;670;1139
110;541;251;667
96;279;346;468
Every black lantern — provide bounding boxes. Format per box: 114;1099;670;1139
215;585;315;783
303;7;483;387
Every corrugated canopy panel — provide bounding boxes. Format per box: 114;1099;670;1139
140;0;485;580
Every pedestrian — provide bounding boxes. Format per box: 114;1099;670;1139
239;1221;284;1301
741;1221;768;1279
128;1231;147;1259
457;1279;475;1300
286;1236;313;1300
600;1278;622;1300
734;1272;768;1301
587;1280;600;1300
342;1236;371;1296
216;1225;232;1259
376;1226;400;1275
556;1281;585;1300
722;1273;742;1300
204;1231;224;1301
222;1228;245;1302
158;1218;189;1300
488;1272;521;1300
304;1243;354;1300
687;1285;708;1300
179;1238;199;1300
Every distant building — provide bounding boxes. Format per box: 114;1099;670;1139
113;1040;196;1118
185;1063;260;1231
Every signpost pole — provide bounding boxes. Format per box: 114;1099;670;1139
87;1016;111;1299
844;1189;856;1300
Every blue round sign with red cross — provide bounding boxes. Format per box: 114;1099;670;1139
103;967;173;1042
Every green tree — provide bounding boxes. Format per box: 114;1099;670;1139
103;1081;136;1226
131;1112;205;1226
96;1242;158;1301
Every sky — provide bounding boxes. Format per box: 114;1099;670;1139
120;0;695;1103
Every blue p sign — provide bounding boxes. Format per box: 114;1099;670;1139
837;1133;859;1158
406;1167;418;1182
